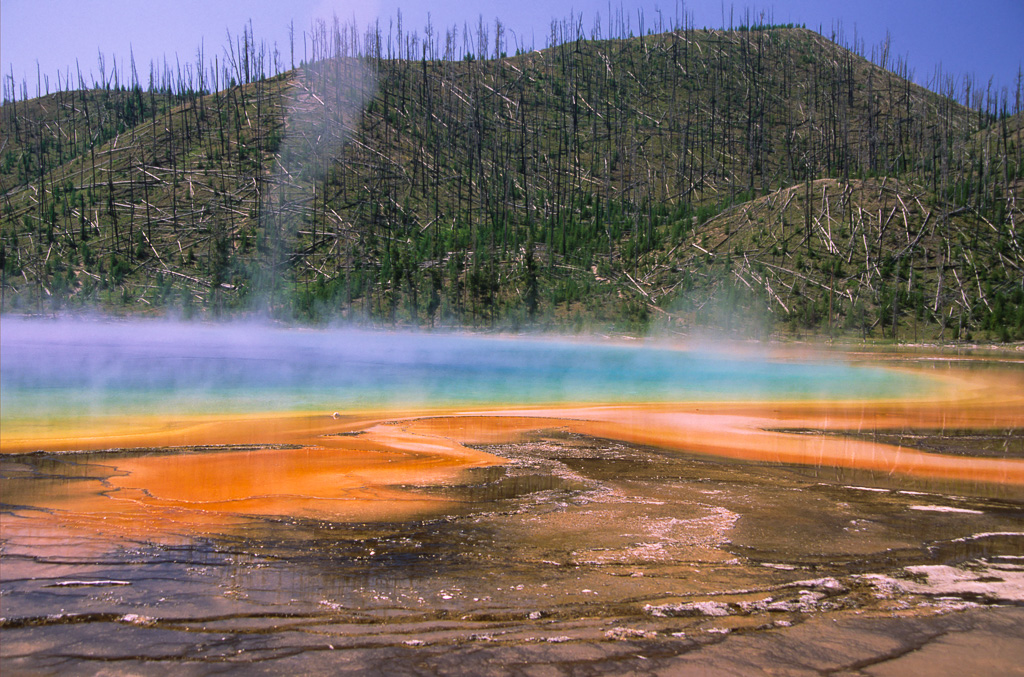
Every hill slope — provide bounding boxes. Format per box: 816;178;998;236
1;25;1021;340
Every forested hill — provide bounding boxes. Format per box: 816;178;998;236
2;22;1022;341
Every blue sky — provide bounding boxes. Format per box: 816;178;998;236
2;1;1022;102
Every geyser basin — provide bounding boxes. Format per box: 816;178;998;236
3;319;1024;675
2;317;1023;532
0;318;929;422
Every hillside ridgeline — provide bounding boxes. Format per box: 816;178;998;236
2;20;1021;341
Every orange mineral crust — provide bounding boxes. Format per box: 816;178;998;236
1;414;508;541
2;361;1022;541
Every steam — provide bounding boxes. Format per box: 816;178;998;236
0;317;925;423
256;18;378;314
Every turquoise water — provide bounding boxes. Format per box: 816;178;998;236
1;318;929;420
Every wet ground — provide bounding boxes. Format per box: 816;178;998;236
3;423;1023;675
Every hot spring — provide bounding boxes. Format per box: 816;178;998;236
2;317;1023;674
0;317;928;419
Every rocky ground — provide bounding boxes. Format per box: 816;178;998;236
3;426;1023;675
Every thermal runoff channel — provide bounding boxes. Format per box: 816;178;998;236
0;318;924;421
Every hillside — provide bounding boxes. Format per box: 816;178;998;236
1;23;1021;340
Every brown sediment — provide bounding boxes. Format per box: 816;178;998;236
1;362;1022;538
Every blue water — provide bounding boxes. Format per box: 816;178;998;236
0;318;928;420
